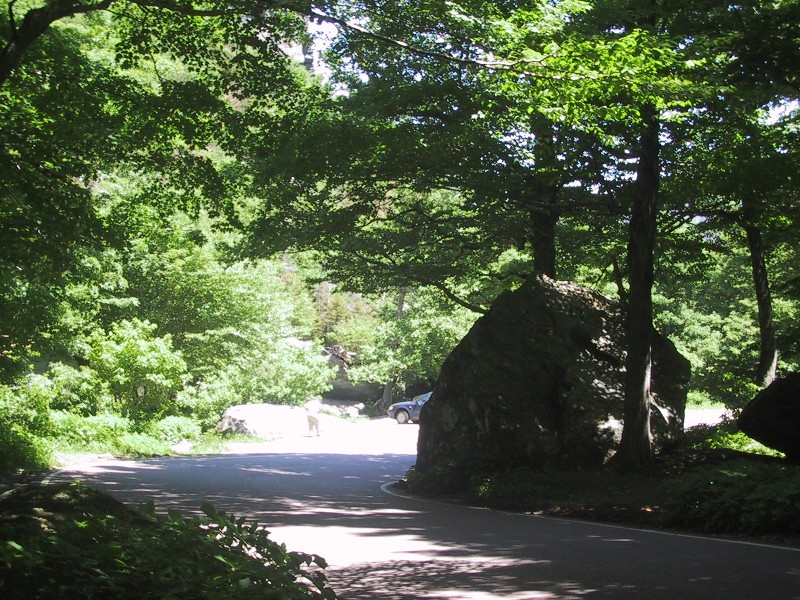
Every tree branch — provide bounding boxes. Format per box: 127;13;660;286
0;0;296;87
425;280;488;315
307;7;562;78
2;0;113;86
7;0;18;36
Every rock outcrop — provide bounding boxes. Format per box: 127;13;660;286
416;276;690;471
738;373;800;462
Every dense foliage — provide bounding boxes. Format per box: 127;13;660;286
0;483;337;599
0;3;798;596
0;0;797;482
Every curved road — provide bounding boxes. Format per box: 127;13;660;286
57;420;800;599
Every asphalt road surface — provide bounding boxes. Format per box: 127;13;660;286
56;419;800;599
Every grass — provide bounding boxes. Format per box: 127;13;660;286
50;431;272;466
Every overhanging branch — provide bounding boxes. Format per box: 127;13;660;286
307;7;563;78
425;280;488;315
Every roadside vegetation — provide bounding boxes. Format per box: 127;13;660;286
1;481;337;599
406;421;800;544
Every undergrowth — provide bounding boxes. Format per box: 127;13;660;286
407;423;800;541
0;481;337;599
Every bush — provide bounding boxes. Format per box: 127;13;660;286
0;377;53;436
148;416;202;444
113;432;170;457
664;459;800;535
0;485;337;599
176;373;242;430
50;411;132;449
0;421;52;474
689;420;785;457
0;381;54;473
49;414;175;457
88;319;187;424
48;362;112;415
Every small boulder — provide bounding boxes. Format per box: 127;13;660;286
738;373;800;462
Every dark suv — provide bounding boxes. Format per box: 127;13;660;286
387;392;432;424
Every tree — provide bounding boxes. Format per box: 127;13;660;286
247;0;710;468
655;0;800;388
0;14;126;378
346;288;478;398
4;0;798;470
0;0;314;87
0;0;313;378
87;318;187;424
102;199;333;407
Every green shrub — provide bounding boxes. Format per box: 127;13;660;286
705;430;785;456
690;421;785;457
49;414;184;457
88;319;187;424
1;485;337;599
48;362;112;415
50;411;132;449
0;381;54;473
148;416;202;444
0;377;53;436
113;432;170;457
176;373;242;430
664;459;800;535
0;421;52;474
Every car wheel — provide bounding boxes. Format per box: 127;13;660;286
395;410;410;424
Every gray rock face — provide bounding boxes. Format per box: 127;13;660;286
738;373;800;462
416;276;690;471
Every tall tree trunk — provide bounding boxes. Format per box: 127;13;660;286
531;207;558;279
742;197;778;387
613;107;660;470
530;121;560;279
379;380;394;410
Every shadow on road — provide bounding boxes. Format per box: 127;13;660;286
58;452;800;600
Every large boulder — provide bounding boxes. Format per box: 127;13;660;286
416;276;690;471
738;373;800;462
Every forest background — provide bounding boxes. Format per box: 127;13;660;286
1;0;798;472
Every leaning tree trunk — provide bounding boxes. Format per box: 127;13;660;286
1;0;113;87
742;197;778;387
613;107;660;470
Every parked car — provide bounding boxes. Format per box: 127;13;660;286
387;392;432;424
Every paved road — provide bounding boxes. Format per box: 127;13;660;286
57;420;800;599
